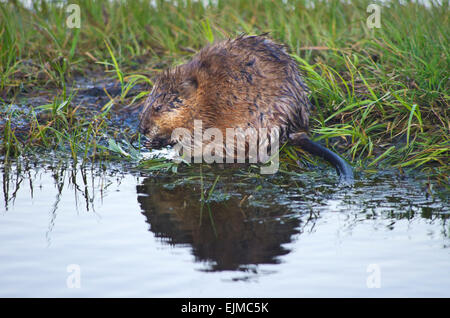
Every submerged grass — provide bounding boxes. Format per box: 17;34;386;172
0;0;448;185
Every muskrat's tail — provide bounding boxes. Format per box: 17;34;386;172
294;137;354;185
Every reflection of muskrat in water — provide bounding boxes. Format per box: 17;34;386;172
139;34;353;183
136;176;301;271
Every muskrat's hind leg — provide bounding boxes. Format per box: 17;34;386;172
289;133;354;185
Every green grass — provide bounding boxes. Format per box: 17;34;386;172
0;0;448;185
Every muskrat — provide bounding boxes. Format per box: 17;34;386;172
139;35;353;184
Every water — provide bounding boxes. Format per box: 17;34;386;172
0;158;448;297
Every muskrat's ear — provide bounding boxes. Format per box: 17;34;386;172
180;78;198;98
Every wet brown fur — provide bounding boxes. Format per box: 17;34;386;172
139;35;353;183
139;34;311;148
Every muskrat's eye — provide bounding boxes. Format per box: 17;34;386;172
155;105;162;112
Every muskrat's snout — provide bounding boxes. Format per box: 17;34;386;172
145;136;172;149
139;120;173;149
138;111;158;148
139;125;171;149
